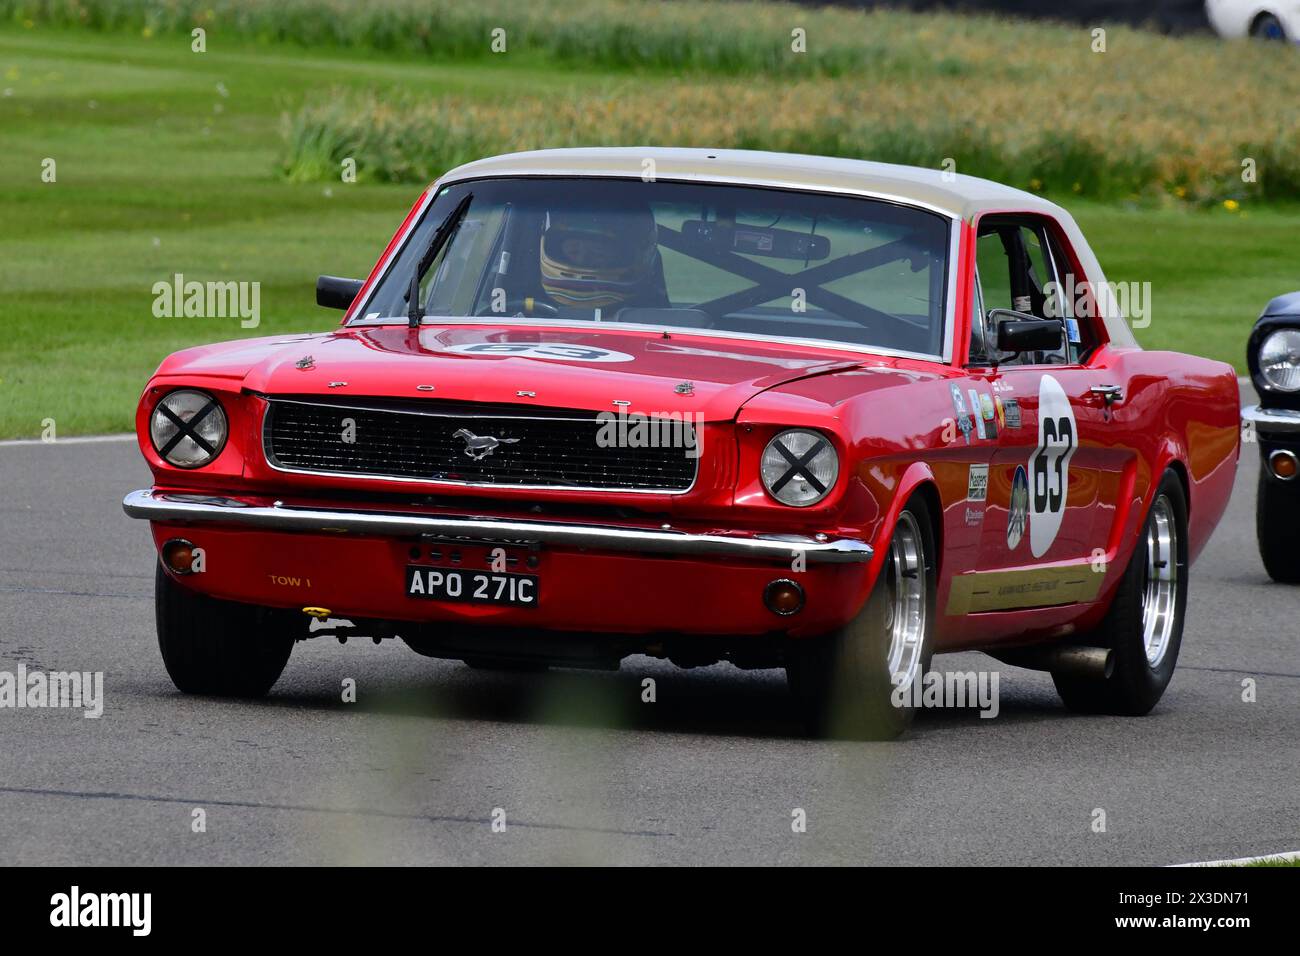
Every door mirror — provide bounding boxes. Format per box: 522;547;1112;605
317;275;364;311
992;311;1064;353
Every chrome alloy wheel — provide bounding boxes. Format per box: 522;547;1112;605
882;511;926;689
1141;495;1179;667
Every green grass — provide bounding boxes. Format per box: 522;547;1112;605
0;0;891;76
0;23;1292;438
1072;202;1295;366
1239;857;1300;866
13;0;1300;202
0;25;613;436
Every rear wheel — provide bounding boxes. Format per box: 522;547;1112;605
1053;471;1188;715
787;497;936;740
155;564;295;697
1256;467;1300;583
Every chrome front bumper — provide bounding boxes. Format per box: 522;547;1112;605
122;490;873;565
1243;404;1300;434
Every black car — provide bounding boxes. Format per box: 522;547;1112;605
1244;291;1300;582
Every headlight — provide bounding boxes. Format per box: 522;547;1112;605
760;428;839;507
149;389;228;468
1258;329;1300;392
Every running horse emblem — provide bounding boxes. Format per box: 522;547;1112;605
453;428;521;460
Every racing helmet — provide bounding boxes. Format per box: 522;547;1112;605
539;203;661;310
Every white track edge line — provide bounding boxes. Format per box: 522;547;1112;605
0;434;136;447
1171;849;1300;867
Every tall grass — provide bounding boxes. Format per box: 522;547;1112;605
8;0;1300;201
282;81;1300;204
0;0;941;75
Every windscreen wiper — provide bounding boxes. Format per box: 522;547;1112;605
407;191;474;328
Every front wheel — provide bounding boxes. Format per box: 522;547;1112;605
1256;466;1300;583
155;564;295;697
1250;13;1288;40
787;497;937;740
1054;471;1189;715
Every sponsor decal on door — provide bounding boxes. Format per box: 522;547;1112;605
1028;375;1077;558
949;384;973;445
1007;465;1029;549
968;389;988;440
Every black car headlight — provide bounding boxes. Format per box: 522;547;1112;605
149;389;228;468
760;428;839;507
1257;329;1300;393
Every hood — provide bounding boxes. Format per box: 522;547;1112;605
169;324;875;420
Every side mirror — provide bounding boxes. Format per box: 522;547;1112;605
992;310;1064;353
317;275;365;311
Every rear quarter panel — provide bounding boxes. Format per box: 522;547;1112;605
1103;348;1240;567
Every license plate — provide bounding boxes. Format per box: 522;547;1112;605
405;566;538;607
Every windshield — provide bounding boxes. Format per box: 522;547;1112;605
356;177;953;358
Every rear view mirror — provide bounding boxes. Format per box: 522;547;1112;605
992;311;1064;353
317;275;364;310
680;220;830;261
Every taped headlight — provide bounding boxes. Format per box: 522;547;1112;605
761;429;838;507
1258;329;1300;393
150;389;228;468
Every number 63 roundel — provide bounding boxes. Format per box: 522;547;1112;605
1029;375;1077;558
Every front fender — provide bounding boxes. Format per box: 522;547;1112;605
849;460;940;615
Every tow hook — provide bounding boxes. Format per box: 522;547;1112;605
303;607;356;643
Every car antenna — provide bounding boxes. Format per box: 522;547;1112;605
407;192;474;329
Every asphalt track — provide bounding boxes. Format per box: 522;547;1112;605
1;392;1296;865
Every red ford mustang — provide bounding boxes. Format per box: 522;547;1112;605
124;148;1239;738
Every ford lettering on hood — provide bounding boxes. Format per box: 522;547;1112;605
171;325;871;422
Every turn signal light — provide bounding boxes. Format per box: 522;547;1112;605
763;578;805;616
161;539;197;575
1269;450;1298;481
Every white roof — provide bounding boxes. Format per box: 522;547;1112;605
436;147;1138;350
440;147;1060;221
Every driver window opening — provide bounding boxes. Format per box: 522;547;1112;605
971;217;1088;367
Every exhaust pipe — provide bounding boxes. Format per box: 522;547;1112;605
990;646;1114;680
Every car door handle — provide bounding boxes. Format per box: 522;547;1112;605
1090;384;1124;404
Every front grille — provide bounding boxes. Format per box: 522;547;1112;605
263;398;698;493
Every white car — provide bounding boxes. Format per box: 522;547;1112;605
1206;0;1300;40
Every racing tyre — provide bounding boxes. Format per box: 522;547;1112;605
787;496;937;740
1256;467;1300;583
1053;471;1188;715
1250;14;1287;40
155;564;295;696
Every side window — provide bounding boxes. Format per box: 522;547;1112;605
1022;229;1052;305
976;232;1014;312
973;218;1073;367
1045;231;1096;363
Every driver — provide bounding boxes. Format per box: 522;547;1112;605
539;202;667;312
